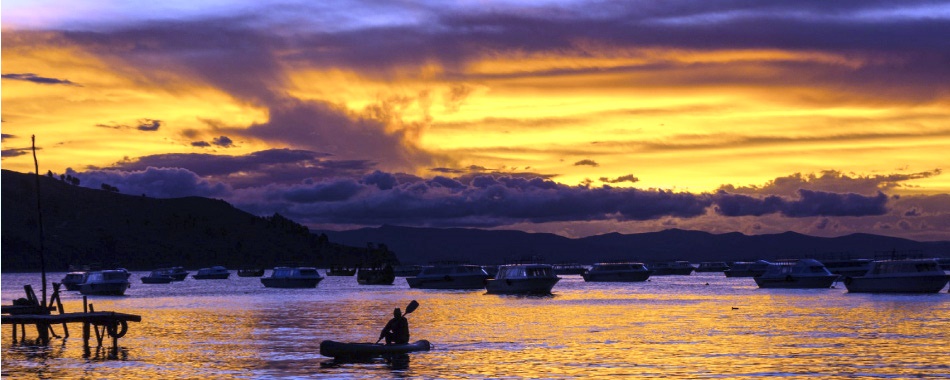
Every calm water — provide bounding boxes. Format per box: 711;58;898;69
2;271;949;379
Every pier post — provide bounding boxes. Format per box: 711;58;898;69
82;296;90;352
11;323;17;343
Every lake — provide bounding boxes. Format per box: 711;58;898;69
2;271;949;378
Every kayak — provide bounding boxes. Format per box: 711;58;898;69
320;340;431;359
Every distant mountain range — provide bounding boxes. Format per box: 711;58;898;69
1;170;392;272
317;225;950;265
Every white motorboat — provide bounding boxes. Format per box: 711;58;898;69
61;271;87;291
753;259;838;289
582;262;653;282
649;261;695;275
486;264;560;294
406;264;489;289
261;267;325;288
844;259;950;293
193;266;230;280
79;270;131;296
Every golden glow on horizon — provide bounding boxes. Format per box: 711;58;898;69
3;38;949;194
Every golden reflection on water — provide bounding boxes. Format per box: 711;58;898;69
2;273;949;378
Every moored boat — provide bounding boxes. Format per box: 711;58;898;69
261;267;324;288
649;261;695;275
141;268;175;284
486;264;560;294
844;259;950;293
61;272;87;291
695;262;730;273
582;262;653;282
80;270;131;295
167;267;189;281
237;268;265;277
552;263;588;275
724;260;770;277
357;265;396;285
753;259;838;289
193;266;230;280
406;264;489;290
326;266;357;276
820;258;873;277
319;340;431;360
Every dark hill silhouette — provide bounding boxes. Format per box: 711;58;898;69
1;170;393;271
317;225;950;265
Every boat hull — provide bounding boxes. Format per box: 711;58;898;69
582;271;652;282
486;277;559;294
193;273;230;280
79;282;130;296
406;275;487;289
754;275;838;289
320;340;431;360
261;277;324;288
141;276;174;284
844;274;949;293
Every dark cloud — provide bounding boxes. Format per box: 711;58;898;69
137;119;162;131
714;189;888;217
94;148;370;189
1;149;29;158
600;174;639;184
574;159;598;167
1;134;14;141
2;73;80;86
67;167;230;198
719;169;943;196
212;136;234;147
191;141;211;147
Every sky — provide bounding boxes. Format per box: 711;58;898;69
2;1;949;241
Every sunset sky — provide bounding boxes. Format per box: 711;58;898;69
3;1;949;241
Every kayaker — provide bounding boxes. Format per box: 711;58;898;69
378;307;410;345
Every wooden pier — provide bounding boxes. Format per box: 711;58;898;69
2;284;141;358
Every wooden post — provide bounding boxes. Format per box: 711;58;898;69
11;324;17;343
82;296;91;352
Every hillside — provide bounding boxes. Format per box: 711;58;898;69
1;170;393;271
317;225;950;265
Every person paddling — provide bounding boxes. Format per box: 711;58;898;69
378;307;410;345
377;300;418;345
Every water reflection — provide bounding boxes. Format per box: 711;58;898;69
2;272;948;378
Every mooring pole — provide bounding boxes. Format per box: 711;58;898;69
31;135;48;309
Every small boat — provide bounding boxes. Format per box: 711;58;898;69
61;271;87;291
326;266;357;276
754;259;838;289
193;266;230;280
695;262;730;273
261;267;325;288
392;265;424;277
406;265;489;290
167;267;189;281
486;264;560;294
552;263;589;275
649;261;695;275
582;262;653;282
357;265;396;285
237;268;265;277
319;340;431;360
141;268;175;284
844;259;950;293
820;258;873;277
724;260;770;277
80;270;131;296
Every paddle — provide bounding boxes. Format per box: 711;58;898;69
376;300;418;344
